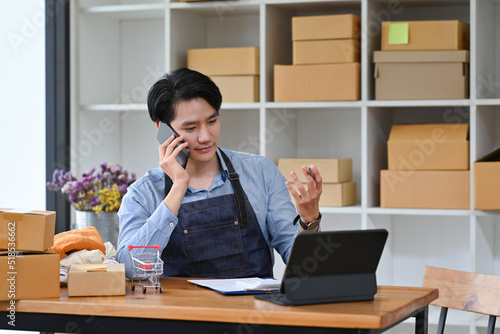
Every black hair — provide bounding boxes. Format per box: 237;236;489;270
147;67;222;124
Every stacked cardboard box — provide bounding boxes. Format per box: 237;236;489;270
278;158;356;207
380;124;470;209
274;14;361;102
187;47;259;103
374;20;470;100
474;147;500;210
0;209;60;300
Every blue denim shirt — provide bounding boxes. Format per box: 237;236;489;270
116;149;299;278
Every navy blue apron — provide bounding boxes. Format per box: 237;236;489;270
161;149;273;278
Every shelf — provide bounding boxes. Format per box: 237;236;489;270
367;99;471;108
169;1;260;16
367;207;471;216
81;103;263;112
265;101;363;109
265;0;361;12
476;99;500;106
80;4;165;20
474;210;500;217
370;0;469;4
221;102;261;110
82;104;148;113
321;205;362;215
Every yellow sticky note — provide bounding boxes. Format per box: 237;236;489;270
388;23;409;45
76;264;108;271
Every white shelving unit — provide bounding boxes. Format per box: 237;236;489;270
72;0;500;332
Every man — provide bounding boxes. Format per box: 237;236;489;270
117;67;323;278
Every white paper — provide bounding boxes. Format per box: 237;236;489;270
188;277;280;293
234;277;282;289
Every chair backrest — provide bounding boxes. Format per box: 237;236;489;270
422;266;500;317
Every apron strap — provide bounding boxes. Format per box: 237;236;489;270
163;148;249;228
219;150;249;228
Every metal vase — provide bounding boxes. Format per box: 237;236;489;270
74;210;119;248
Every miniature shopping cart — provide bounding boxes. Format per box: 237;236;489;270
128;245;164;294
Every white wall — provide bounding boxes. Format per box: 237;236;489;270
0;2;45;333
0;1;46;210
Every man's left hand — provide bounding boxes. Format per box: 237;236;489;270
285;164;322;230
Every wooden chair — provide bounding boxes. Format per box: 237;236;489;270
422;266;500;334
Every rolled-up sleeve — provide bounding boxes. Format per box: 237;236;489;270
116;174;178;278
262;159;299;264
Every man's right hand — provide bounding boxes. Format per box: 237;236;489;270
159;135;189;214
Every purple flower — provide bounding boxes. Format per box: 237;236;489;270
68;191;77;203
47;162;137;212
82;168;95;178
90;197;101;206
110;164;122;174
61;182;74;194
118;184;128;194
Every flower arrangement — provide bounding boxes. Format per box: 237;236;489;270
47;163;137;213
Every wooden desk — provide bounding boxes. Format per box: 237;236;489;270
0;277;437;334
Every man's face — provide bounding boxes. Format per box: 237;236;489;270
169;97;220;166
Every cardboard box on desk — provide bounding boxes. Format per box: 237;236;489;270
0;208;56;252
293;39;360;65
374;50;469;100
211;75;259;103
292;14;361;41
474;147;500;210
380;170;470;209
381;20;469;51
274;63;360;102
68;263;125;297
387;124;469;171
0;251;60;301
277;158;352;183
187;47;259;76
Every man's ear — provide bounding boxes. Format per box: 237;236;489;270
156;121;160;128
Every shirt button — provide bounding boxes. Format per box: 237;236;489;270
169;222;174;227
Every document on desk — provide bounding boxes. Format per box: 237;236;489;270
188;277;280;295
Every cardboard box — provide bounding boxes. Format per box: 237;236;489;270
187;47;259;76
381;20;469;51
380;170;470;209
474;147;500;210
0;208;56;252
290;182;357;207
321;182;357;207
374;50;469;100
274;63;360;102
68;263;125;297
387;124;469;171
277;158;352;183
292;14;361;41
293;39;360;65
211;75;259;103
0;251;60;301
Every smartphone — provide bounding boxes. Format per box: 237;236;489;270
156;122;190;168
